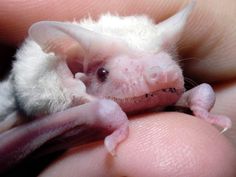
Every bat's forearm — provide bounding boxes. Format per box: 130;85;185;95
0;99;128;173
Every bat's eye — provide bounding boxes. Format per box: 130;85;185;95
97;67;109;82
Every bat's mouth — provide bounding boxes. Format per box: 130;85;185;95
107;87;184;113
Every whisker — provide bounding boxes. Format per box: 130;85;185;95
184;77;198;87
177;57;199;62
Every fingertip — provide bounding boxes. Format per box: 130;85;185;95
114;113;236;177
39;113;236;177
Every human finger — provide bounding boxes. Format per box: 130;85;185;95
39;113;236;177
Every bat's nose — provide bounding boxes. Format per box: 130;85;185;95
144;65;183;89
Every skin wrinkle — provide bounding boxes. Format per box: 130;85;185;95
1;0;236;82
182;0;236;82
0;0;189;45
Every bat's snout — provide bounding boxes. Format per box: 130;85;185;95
143;54;184;91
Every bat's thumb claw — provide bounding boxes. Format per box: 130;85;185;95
220;127;229;134
104;122;129;155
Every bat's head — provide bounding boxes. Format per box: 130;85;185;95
29;2;194;112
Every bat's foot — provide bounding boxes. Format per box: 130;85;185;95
176;83;232;132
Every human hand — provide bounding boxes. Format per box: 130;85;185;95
0;0;236;176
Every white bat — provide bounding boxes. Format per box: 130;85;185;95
0;1;231;173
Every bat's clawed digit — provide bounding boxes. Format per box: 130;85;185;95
176;83;232;132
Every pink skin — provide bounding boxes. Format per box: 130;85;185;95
85;52;184;113
38;113;236;177
0;99;128;173
0;1;232;174
0;53;231;174
176;83;232;132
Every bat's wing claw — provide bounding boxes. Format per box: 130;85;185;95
220;127;229;134
176;83;232;132
192;108;232;132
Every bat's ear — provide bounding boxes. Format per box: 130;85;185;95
29;21;125;60
155;1;195;49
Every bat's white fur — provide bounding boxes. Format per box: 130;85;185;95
77;14;162;53
0;2;232;164
12;14;166;116
13;40;74;115
1;1;194;117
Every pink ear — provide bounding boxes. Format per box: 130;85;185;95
29;21;127;62
155;0;195;49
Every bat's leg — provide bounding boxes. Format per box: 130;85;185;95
0;99;128;173
176;83;232;132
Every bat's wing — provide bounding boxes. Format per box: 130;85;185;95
0;99;128;174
